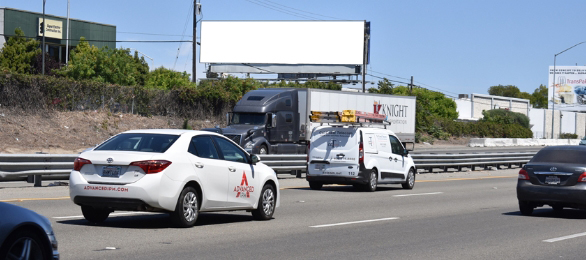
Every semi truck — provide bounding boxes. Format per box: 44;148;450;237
204;88;416;154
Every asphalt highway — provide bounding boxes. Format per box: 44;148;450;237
3;168;586;260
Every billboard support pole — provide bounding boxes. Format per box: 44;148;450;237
551;41;586;139
362;21;369;93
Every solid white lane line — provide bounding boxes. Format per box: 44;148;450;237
310;217;399;228
54;212;160;219
393;192;443;197
543;232;586;243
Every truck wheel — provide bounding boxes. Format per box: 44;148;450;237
309;181;323;190
171;186;199;228
81;205;110;224
259;145;268;154
402;168;415;189
252;184;276;220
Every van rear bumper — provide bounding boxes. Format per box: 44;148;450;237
306;175;368;185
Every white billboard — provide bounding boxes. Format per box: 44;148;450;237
548;66;586;111
200;21;365;65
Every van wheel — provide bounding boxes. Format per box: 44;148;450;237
309;181;323;190
171;186;199;228
365;169;378;192
402;168;415;189
81;205;110;224
259;145;268;154
252;184;276;220
519;201;534;216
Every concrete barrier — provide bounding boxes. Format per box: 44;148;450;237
469;138;581;147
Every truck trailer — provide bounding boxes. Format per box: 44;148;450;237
204;88;416;154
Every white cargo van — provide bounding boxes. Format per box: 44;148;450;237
306;125;416;191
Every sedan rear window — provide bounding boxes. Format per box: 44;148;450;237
531;149;586;164
95;133;179;153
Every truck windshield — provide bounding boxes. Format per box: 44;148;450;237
230;113;266;125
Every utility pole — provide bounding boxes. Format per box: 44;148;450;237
409;76;413;95
192;1;200;83
42;0;46;75
66;0;70;65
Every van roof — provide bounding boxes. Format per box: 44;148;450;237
312;125;395;135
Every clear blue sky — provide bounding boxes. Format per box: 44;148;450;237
4;0;586;97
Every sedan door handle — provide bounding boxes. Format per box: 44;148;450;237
228;166;236;172
194;162;204;168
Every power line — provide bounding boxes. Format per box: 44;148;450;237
244;0;319;20
0;34;191;42
117;31;197;38
257;0;344;20
174;0;195;70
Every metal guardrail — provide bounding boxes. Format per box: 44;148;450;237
0;151;537;185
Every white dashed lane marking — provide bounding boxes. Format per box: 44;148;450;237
310;217;399;228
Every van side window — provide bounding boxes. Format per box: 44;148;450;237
389;135;405;155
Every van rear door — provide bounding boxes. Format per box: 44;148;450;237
308;127;359;177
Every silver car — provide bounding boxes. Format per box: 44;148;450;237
0;202;59;259
579;137;586;145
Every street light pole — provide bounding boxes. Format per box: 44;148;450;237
550;41;586;139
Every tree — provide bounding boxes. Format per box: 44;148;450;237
58;38;150;86
488;85;522;98
531;84;548;109
369;78;393;94
0;28;41;74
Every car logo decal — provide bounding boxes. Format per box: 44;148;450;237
234;171;254;198
107;158;113;164
550;167;557;172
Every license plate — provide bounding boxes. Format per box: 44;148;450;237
314;164;326;170
102;166;121;177
545;176;560;185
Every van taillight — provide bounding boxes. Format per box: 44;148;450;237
130;160;172;174
518;169;529;180
359;142;364;164
306;141;311;162
73;158;92;171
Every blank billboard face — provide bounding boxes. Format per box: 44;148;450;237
200;21;365;65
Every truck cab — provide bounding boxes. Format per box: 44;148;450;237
204;88;306;154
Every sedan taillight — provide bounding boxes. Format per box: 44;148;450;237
130;160;172;174
73;158;92;171
578;172;586;182
518;169;529;180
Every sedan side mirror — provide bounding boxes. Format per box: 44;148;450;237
251;154;261;165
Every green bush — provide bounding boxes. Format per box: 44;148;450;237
480;109;530;129
560;133;578;139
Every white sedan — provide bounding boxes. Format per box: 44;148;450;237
69;129;280;228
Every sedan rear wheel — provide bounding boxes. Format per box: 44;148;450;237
81;205;110;224
519;201;534;216
171;186;199;228
252;184;276;220
0;229;49;260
